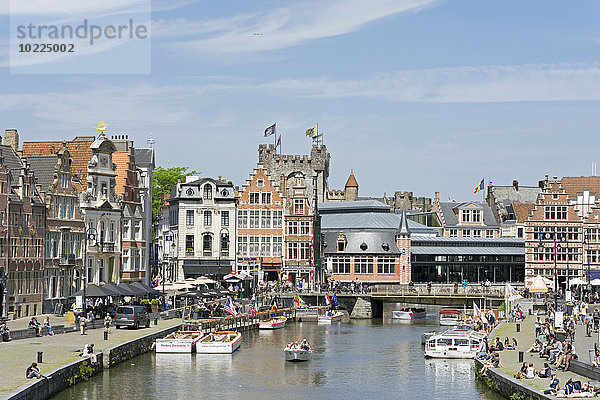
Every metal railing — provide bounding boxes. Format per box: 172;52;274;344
371;283;512;298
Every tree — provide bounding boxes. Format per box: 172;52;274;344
152;166;199;227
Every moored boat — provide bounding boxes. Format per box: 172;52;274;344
392;308;426;320
155;331;204;353
421;331;437;345
259;316;287;330
317;311;343;323
424;329;486;359
439;309;461;326
196;331;242;354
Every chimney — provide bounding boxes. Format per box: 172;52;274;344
5;129;19;152
512;179;519;191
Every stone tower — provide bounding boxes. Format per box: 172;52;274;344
344;169;358;201
396;209;412;284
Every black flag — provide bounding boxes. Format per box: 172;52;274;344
264;123;276;137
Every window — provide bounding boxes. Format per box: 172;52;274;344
238;237;248;256
133;221;141;240
186;235;195;255
261;211;271;228
486;230;495;238
204;211;212;226
461;209;470;222
60;198;66;219
249;237;259;256
300;221;310;235
462;229;471;238
133;249;140;270
472;210;481;223
257;179;264;187
354;257;373;274
273;211;282;228
287;242;298;260
332;257;351;274
261;192;271;204
249;193;259;204
472;230;481;238
261;237;271;256
377;257;395;274
287;221;298;235
186;210;194;226
238;210;247;228
449;229;458;237
273;237;282;256
221;211;229;227
122;249;129;271
204;185;212;200
202;234;212;255
61;173;69;188
545;206;567;220
110;222;115;242
299;242;310;260
294;199;304;215
337;240;346;252
250;210;259;228
220;234;229;256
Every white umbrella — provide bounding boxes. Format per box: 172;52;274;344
569;278;587;286
527;276;548;293
590;279;600;286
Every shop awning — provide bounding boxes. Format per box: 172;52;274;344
182;260;231;276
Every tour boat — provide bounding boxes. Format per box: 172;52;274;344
424;329;487;359
155;331;204;353
196;331;242;354
392;308;426;320
421;331;437;345
317;311;344;323
285;345;312;362
259;316;287;330
439;309;461;326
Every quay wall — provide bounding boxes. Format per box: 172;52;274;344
474;359;553;400
0;353;104;400
1;324;181;400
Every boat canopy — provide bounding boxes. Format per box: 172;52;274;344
439;309;461;315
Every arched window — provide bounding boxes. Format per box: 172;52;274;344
203;234;212;256
204;185;212;200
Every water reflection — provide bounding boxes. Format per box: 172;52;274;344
51;318;505;400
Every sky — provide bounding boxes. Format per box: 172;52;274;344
0;0;599;201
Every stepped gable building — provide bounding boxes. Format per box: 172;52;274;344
134;148;155;284
79;132;122;285
25;145;85;313
112;137;147;284
257;144;329;287
0;130;46;318
167;176;237;280
432;192;500;238
524;175;600;285
236;165;284;281
486;179;540;238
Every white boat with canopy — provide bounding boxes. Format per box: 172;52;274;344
424;329;487;359
196;331;242;354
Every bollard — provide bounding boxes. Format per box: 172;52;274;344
518;351;524;363
37;351;43;363
516;323;520;332
154;318;158;325
104;330;109;341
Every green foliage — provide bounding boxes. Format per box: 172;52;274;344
510;392;524;400
498;301;506;312
78;361;94;381
152;166;200;227
151;299;161;305
140;299;150;305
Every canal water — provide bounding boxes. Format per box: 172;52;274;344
51;313;504;400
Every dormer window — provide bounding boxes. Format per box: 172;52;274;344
337;234;347;252
472;209;481;223
257;179;264;187
203;185;212;200
461;209;470;222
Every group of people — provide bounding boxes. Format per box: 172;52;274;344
285;339;311;351
0;320;11;341
28;316;54;337
526;316;578;371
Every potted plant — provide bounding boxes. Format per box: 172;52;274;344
150;299;160;313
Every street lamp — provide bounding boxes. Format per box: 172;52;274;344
164;231;174;299
82;227;97;318
585;231;591;297
218;227;229;287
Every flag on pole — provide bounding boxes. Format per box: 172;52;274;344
474;179;484;194
224;297;237;316
264;123;276;137
332;293;339;308
305;124;317;138
473;301;481;317
275;134;281;148
271;298;278;311
325;293;331;306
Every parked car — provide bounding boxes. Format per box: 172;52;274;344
115;306;150;329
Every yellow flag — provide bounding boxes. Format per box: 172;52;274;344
305;124;317;138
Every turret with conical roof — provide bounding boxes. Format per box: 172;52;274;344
344;169;358;201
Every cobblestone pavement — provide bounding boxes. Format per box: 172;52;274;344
0;318;181;397
492;314;597;395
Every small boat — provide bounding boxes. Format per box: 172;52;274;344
439;309;461;326
155;331;204;353
318;311;344;323
421;331;437;345
392;308;426;320
196;331;242;354
285;344;312;362
424;329;487;359
259;316;287;330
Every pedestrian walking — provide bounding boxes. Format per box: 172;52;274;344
79;316;87;335
104;314;112;333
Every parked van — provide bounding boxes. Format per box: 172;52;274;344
115;306;150;329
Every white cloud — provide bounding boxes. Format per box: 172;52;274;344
161;0;440;54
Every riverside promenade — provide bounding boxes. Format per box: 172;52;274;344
0;317;181;397
489;314;598;395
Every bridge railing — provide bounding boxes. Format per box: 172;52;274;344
371;284;511;298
